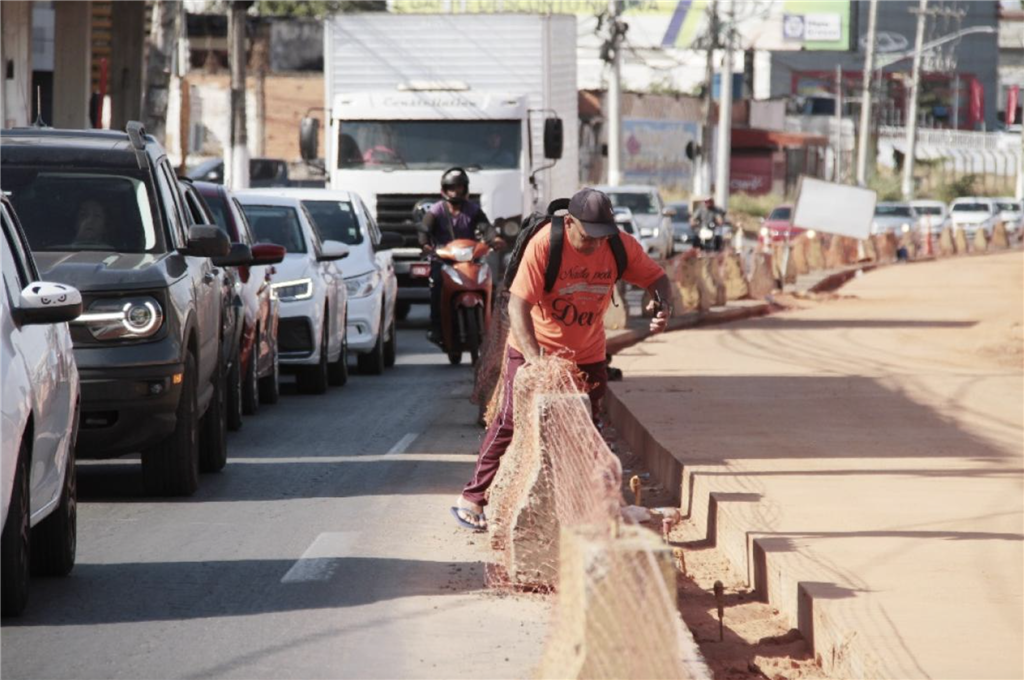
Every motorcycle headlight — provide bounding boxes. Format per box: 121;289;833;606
442;264;464;286
75;296;164;340
477;262;490;285
271;278;314;302
449;245;475;262
345;271;381;298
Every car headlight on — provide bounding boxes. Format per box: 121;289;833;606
345;271;381;298
75;296;164;340
477;262;490;284
639;228;655;237
271;278;314;302
901;223;911;233
806;230;817;239
759;226;769;237
442;264;464;286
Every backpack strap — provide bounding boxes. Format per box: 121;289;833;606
544;215;565;294
609;232;628;282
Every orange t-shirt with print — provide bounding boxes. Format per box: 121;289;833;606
509;222;664;365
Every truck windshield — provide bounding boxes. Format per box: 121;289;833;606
338;121;521;170
0;167;164;253
241;205;307;254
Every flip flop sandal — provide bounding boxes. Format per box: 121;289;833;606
450;506;487;532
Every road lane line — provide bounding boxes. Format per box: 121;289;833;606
280;532;358;584
387;432;419;455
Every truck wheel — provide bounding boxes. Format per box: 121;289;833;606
396;301;412;321
242;331;260;415
1;439;31;616
298;324;329;394
227;341;243;431
328;315;349;386
143;350;200;496
31;442;76;577
199;354;229;473
357;312;386;375
258;345;280;405
383;315;397;368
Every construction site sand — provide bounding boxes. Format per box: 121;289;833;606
608;252;1024;679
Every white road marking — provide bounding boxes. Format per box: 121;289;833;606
230;453;476;464
387;432;419;455
280;532;358;584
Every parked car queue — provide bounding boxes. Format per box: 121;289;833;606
0;123;403;617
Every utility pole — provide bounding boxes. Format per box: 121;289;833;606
856;0;879;187
714;0;733;208
835;65;843;183
226;1;250;190
901;0;929;200
606;0;624;186
696;0;718;197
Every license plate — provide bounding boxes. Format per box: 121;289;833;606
410;263;430;278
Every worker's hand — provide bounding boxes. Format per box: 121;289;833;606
421;244;435;255
649;309;670;334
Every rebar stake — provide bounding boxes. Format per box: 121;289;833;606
713;580;725;641
672;547;687;577
629;475;642;506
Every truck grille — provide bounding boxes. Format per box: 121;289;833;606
376;193;480;248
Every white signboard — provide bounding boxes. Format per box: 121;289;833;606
782;13;842;42
792;176;876;240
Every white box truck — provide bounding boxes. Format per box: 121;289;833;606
304;12;578;311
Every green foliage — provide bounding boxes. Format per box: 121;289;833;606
728;192;783;219
935;174;978;204
253;1;385;17
867;171;902;202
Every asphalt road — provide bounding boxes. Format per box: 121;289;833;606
1;307;548;679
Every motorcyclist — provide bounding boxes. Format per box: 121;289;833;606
690;196;726;251
418;167;505;345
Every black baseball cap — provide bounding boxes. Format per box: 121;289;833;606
568;188;618;238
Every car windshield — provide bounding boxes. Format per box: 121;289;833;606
668;204;689;222
875;205;913;217
241;205;307;253
996;202;1019;212
768;207;792;221
302;200;364;245
952;203;990;212
607;192;658;215
914;205;943;215
0;168;164;253
201;192;232;236
339;120;521;170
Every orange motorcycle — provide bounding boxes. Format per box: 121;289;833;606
433;238;493;365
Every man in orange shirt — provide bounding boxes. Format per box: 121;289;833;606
452;188;672;530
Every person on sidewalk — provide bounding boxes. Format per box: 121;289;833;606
451;188;673;530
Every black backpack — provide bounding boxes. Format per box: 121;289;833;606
503;198;628;293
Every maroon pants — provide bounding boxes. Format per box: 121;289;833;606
462;347;608;507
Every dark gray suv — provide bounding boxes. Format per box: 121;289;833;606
1;123;248;496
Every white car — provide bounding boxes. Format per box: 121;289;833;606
947;197;999;238
993;197;1022;233
236;192;350;394
594;184;676;259
910;199;947;235
871;202;918;236
254;189;401;375
1;197;82;616
613;206;643;247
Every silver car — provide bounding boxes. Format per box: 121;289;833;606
872;202;918;236
593;185;675;259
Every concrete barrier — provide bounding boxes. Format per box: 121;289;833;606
992;222;1010;249
790;236;810;275
953;226;969;254
806;235;826;271
719;253;749;300
697;257;725;309
771;244;798;284
973;228;989;253
938;226;956;256
748;252;777;299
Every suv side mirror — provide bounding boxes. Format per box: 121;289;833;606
16;281;83;325
251;243;286;265
376;231;404;251
662;206;677;217
213;242;253;267
543;118;563;160
318;240;350;262
300;117;320;162
183;225;231;258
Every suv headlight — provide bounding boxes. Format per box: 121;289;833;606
271;278;314;302
75;296;164;340
345;271;381;298
639;227;658;237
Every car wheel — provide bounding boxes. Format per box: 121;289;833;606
142;349;200;496
227;341;243;431
328;315;349;387
31;441;76;577
395;300;412;321
1;438;31;616
242;331;260;415
298;322;329;394
357;312;386;375
199;352;229;473
258;344;280;405
383;313;397;368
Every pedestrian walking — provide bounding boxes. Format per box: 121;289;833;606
451;188;673;530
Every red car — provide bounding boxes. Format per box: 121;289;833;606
758;204;805;248
193;181;286;427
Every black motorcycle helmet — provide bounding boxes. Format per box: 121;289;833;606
440;167;469;205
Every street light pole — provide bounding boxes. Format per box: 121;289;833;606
856;0;879;187
606;0;623;186
226;1;250;190
696;0;718;198
901;0;929;200
835;64;843;183
714;0;733;208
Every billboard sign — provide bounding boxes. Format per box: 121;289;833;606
621;118;698;191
